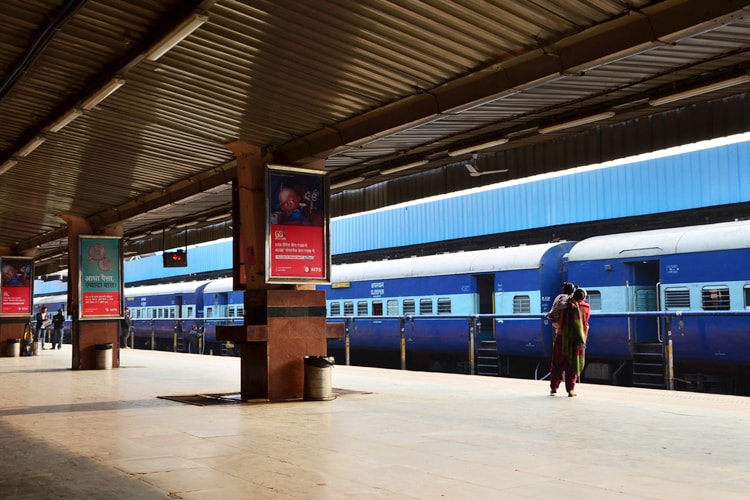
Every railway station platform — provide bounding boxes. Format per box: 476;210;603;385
1;348;749;499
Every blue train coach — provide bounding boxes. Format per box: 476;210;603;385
567;219;750;393
321;242;574;373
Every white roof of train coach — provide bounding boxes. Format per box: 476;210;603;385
125;280;213;297
568;220;750;261
330;242;568;282
202;277;235;293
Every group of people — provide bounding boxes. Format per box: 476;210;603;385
32;305;65;350
546;282;591;397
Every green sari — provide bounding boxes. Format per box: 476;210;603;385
561;300;588;376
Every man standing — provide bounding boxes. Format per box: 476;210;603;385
120;307;133;349
51;308;65;350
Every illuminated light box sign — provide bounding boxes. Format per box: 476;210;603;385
79;236;123;319
163;249;188;267
0;256;34;316
266;165;330;284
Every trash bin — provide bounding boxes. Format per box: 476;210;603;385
32;341;40;356
95;343;113;370
6;338;21;357
303;356;335;401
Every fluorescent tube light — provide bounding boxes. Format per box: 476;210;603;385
538;111;615;134
145;13;209;61
48;107;84;132
0;158;18;175
82;78;126;110
448;138;509;157
331;176;365;189
649;75;750;106
380;159;428;175
17;135;47;157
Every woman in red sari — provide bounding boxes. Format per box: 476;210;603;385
549;287;590;397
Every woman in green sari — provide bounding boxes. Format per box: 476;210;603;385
550;287;590;397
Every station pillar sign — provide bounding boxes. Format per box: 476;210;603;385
79;236;123;319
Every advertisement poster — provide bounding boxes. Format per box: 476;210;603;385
79;236;123;319
266;165;330;283
0;256;33;316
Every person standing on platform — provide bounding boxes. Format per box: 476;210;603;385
120;307;133;349
51;308;65;350
35;305;50;350
550;287;590;397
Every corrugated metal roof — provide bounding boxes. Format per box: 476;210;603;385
2;0;750;274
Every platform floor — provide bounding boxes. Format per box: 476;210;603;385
1;347;749;499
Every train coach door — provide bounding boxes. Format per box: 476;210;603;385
625;260;660;344
474;274;495;341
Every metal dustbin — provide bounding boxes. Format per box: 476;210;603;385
32;341;40;356
95;343;113;370
6;338;21;357
303;356;335;401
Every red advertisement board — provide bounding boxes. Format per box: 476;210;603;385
266;165;330;283
0;256;33;316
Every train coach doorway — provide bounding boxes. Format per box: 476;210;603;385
625;260;660;344
474;274;495;341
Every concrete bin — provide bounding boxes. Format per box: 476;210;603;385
6;338;21;357
95;343;113;370
303;356;335;401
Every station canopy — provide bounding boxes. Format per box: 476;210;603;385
2;0;750;274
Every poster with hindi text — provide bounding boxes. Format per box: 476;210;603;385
0;256;33;316
79;236;123;319
266;165;330;284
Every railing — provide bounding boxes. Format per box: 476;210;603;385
332;310;750;390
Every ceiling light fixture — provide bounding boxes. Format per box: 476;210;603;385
0;158;18;175
48;107;84;133
448;138;509;157
82;78;126;110
331;176;366;189
17;135;47;157
145;13;209;61
648;74;750;106
538;111;615;134
205;213;230;222
379;159;428;175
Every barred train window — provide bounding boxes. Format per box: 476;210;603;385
702;286;730;311
357;301;368;316
237;306;244;318
419;298;433;315
387;299;399;315
330;302;341;316
343;301;354;315
586;290;602;311
745;286;750;309
513;295;530;314
403;299;416;315
437;298;452;314
206;307;213;318
372;300;383;316
664;287;690;310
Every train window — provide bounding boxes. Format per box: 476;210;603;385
357;301;368;316
228;306;235;317
419;298;433;315
170;307;176;319
586;291;602;311
664;288;690;309
237;305;244;318
513;295;530;314
206;307;213;318
403;299;415;315
186;306;194;318
702;287;730;310
387;299;398;315
437;298;451;314
343;301;354;315
372;300;383;316
744;286;750;309
330;302;341;316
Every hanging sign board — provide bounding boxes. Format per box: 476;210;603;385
266;165;330;283
79;236;123;319
0;256;34;316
